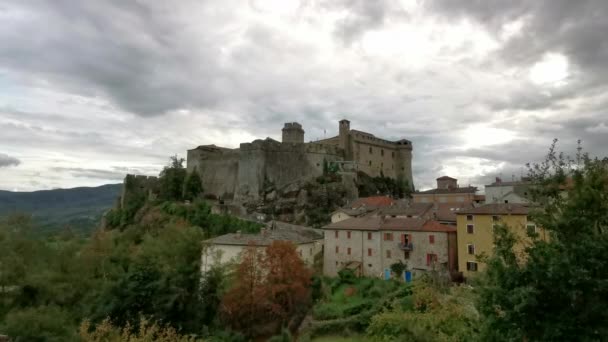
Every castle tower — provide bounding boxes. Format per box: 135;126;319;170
339;119;351;158
282;122;305;143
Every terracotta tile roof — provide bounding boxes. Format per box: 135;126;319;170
456;203;531;215
414;186;477;195
432;203;474;222
422;220;457;232
474;195;486;201
376;203;433;217
486;180;532;187
350;196;396;209
332;207;376;217
323;217;455;233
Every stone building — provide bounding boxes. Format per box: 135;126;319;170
187;119;414;201
201;221;323;272
322;217;457;279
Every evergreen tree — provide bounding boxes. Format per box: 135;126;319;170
159;155;187;201
183;168;203;201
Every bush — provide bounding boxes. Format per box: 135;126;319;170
1;305;77;341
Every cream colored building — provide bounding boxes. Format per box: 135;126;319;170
322;217;457;279
201;223;323;272
484;178;532;204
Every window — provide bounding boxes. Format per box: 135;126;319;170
386;250;391;258
527;224;538;235
335;246;339;254
381;162;384;168
429;235;435;244
492;215;500;222
347;247;351;255
335;231;338;238
466;215;473;221
466;224;474;234
467;244;475;255
367;232;372;240
368;248;372;256
369;160;372;166
369;147;373;154
381;149;384;156
309;248;313;256
368;263;372;267
384;233;393;241
347;231;351;239
392;151;395;158
426;253;437;266
504;200;509;203
466;261;478;271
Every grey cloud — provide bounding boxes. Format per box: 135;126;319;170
428;0;608;100
0;153;21;168
330;0;400;45
49;167;127;180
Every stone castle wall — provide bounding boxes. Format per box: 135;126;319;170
188;139;345;201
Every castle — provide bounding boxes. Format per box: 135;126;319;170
187;119;413;201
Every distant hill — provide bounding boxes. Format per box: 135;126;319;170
0;183;122;236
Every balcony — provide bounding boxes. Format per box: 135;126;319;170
398;242;413;251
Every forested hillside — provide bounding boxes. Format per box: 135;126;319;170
0;184;121;235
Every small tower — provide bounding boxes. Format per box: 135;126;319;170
339;119;351;157
282;122;305;144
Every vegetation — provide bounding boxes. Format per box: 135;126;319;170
221;241;313;337
0;184;121;236
476;141;608;341
357;172;411;198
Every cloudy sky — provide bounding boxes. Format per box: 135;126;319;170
1;0;607;192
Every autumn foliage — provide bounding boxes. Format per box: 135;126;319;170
220;241;313;336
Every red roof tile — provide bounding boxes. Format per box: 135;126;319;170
323;217;455;233
456;203;531;215
350;196;396;209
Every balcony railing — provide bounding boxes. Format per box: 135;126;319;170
398;242;413;251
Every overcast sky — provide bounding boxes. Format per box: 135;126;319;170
1;0;607;192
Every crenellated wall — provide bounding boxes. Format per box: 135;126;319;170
187;145;240;199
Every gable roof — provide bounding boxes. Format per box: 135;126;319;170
204;228;319;246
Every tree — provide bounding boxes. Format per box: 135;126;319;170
220;241;312;337
159;155;187;201
476;141;608;341
183;168;203;201
390;260;407;279
220;245;267;336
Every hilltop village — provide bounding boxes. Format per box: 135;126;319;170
119;119;541;282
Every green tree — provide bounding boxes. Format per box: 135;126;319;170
159;155;187;201
476;141;608;341
183;168;203;201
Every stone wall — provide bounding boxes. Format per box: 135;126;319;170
187;145;239;200
120;174;159;209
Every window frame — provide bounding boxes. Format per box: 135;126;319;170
466;224;474;234
467;244;475;255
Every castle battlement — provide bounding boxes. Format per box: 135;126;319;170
186;119;414;200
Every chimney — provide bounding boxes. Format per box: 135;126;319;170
235;230;242;239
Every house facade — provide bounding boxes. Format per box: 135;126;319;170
201;223;323;272
456;203;546;278
484;178;532;204
322;217;457;278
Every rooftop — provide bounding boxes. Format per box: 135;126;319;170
204;225;322;246
456;203;531;215
414;186;478;195
437;176;457;181
349;196;396;209
323;217;455;232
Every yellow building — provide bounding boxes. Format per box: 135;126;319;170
456;203;546;278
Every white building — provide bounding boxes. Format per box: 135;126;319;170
201;221;323;272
